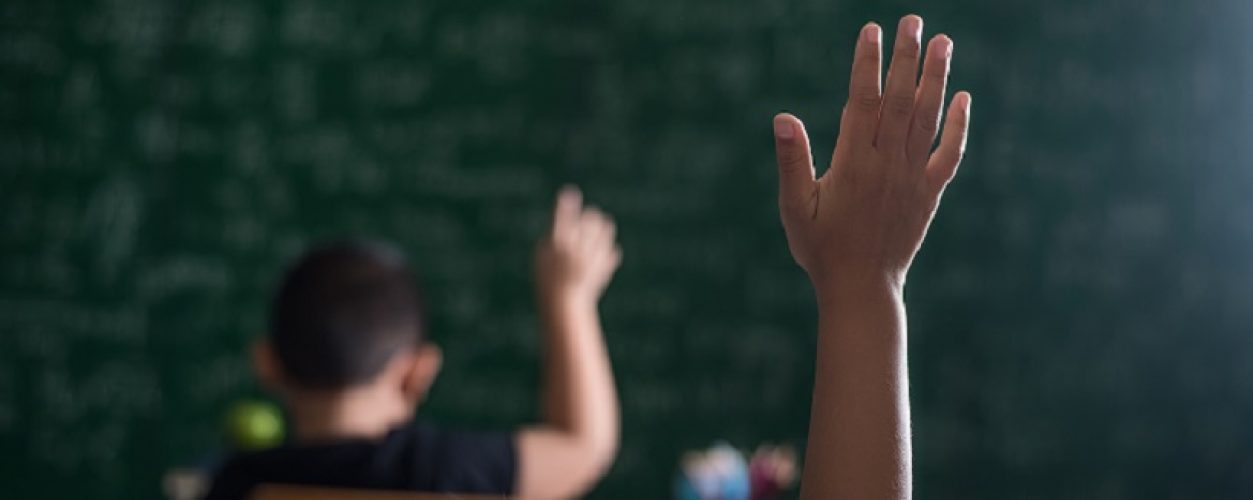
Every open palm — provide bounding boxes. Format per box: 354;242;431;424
773;15;971;292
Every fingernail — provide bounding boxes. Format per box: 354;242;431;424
936;35;952;59
773;115;794;140
864;23;881;44
903;15;922;40
957;92;971;110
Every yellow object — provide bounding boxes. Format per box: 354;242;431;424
226;400;285;451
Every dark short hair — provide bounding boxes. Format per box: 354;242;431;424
268;240;424;390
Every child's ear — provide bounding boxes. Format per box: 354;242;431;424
251;339;285;393
401;343;443;403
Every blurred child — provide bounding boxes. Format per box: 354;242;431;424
204;187;621;499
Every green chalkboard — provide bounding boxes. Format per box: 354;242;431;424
4;0;1253;498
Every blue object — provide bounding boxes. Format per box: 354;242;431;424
674;442;750;500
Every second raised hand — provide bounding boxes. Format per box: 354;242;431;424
535;186;622;304
772;14;972;294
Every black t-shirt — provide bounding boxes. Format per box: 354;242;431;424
202;421;516;500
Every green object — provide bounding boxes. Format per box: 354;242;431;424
226;401;285;451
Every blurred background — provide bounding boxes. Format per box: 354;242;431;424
4;0;1253;498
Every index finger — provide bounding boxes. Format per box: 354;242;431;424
836;23;884;150
551;185;582;243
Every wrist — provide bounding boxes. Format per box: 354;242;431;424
810;269;904;310
538;286;599;311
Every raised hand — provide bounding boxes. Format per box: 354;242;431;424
535;186;622;303
772;14;970;294
520;187;622;498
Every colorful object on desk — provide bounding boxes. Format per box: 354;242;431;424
226;399;286;451
748;444;798;500
675;442;750;500
163;467;210;500
675;442;797;500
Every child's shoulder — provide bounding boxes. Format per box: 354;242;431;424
203;421;518;499
395;420;518;488
382;420;519;493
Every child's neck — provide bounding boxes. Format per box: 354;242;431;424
285;386;412;444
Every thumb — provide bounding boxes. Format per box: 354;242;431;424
773;113;816;208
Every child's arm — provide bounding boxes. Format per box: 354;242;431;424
771;15;971;499
514;187;622;499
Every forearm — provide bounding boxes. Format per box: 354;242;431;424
773;13;966;500
516;187;621;498
801;280;910;500
538;294;620;456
